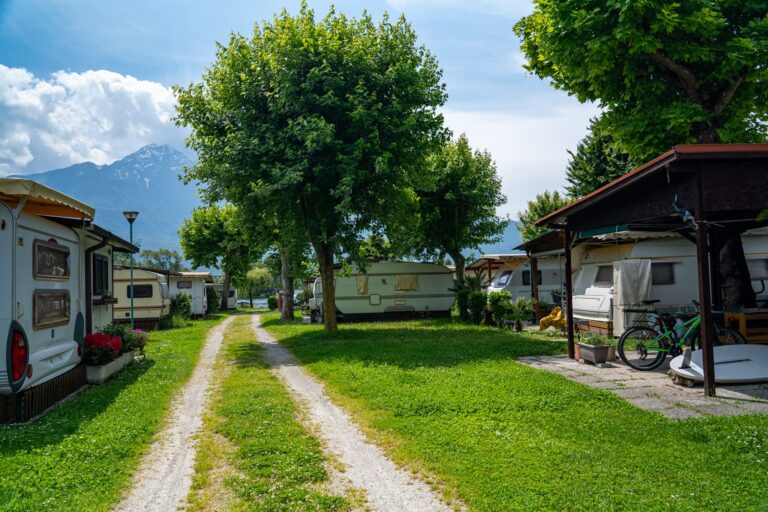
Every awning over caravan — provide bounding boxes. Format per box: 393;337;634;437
0;178;95;220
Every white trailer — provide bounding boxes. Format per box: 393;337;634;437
308;261;455;322
484;256;563;303
113;268;171;327
169;271;213;317
570;230;768;336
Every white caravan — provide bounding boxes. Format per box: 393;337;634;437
169;271;213;317
484;256;564;303
308;261;455;322
570;230;768;336
113;268;171;327
205;282;238;309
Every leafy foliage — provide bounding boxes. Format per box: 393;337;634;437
267;296;278;311
515;1;768;160
517;190;569;242
170;292;192;319
487;290;512;328
175;4;446;330
565;118;637;198
414;134;508;278
234;266;274;305
468;291;487;325
138;249;189;272
508;297;533;332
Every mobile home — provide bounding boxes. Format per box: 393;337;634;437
169;271;213;317
569;230;768;336
0;178;137;423
471;255;564;303
308;261;455;322
114;268;171;328
205;282;238;309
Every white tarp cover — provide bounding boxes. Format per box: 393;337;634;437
612;259;652;335
0;178;95;220
573;265;600;295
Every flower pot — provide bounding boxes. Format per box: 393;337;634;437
122;351;135;366
86;354;128;384
577;343;611;365
607;345;616;361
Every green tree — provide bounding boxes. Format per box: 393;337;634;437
175;4;446;330
357;233;399;262
517;191;569;242
179;204;255;311
515;1;768;160
138;248;189;272
415;134;508;281
515;1;768;308
235;266;273;307
565;119;636;198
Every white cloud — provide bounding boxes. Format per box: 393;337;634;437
0;65;183;174
442;100;601;219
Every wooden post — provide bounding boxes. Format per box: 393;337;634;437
530;255;541;320
696;172;716;397
564;228;575;359
487;260;492;283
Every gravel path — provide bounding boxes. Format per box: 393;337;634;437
115;315;235;512
251;315;453;512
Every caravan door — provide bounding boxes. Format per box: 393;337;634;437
0;205;13;392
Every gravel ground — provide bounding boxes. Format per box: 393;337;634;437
251;315;453;512
114;316;235;512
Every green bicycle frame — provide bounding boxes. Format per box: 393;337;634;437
649;314;701;352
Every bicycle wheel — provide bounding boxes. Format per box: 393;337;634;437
618;326;669;371
714;326;747;345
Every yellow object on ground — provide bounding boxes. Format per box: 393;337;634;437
540;306;566;331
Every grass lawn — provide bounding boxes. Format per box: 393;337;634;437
188;314;348;511
263;313;768;512
0;314;228;512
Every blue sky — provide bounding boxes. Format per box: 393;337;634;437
0;0;598;217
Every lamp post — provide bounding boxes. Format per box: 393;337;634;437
123;211;139;329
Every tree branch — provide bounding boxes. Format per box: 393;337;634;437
650;52;702;103
713;72;748;116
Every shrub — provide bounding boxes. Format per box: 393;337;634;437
488;291;512;327
97;323;131;353
455;287;471;321
170;293;192;319
83;333;122;365
267;296;278;310
509;297;533;332
468;291;487;325
206;286;220;313
130;329;149;353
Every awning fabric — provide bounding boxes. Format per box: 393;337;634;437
0;178;95;220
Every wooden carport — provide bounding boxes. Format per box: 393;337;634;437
536;144;768;396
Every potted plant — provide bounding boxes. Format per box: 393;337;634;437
508;297;533;332
84;333;125;384
577;335;613;365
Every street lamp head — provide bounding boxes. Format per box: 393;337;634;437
123;211;140;224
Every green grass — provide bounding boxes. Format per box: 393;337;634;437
188;315;348;511
0;314;229;512
263;313;768;511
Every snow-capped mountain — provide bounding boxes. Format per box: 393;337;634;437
16;144;200;250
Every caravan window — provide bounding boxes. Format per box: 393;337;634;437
34;240;70;280
93;254;110;296
593;265;613;286
33;290;70;329
395;274;419;291
177;281;193;289
128;284;153;298
747;259;768;280
496;271;512;286
522;270;543;286
651;263;675;285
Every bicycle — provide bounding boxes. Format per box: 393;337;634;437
617;301;747;371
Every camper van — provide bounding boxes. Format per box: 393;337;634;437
308;261;455;322
570;231;768;336
169;272;213;317
486;257;563;302
0;178;137;422
114;268;171;328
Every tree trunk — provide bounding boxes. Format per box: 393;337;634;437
280;249;294;321
449;251;468;320
314;241;337;331
220;271;231;312
452;252;465;282
720;234;757;310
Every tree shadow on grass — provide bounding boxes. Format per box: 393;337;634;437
259;317;567;370
0;357;155;455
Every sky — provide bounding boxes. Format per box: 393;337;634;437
0;0;599;218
